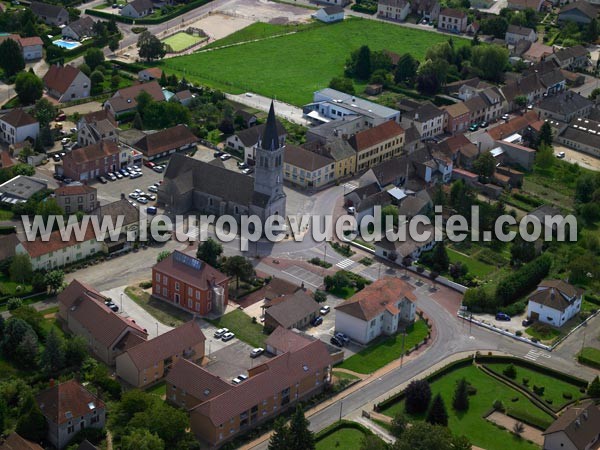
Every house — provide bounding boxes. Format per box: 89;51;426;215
465;87;506;123
505;25;537;45
133;125;197;161
120;0;153;18
400;102;445;139
0;109;39;145
43;65;91;103
234;109;258;128
36;380;105;449
507;0;544;11
501;74;545;110
225;120;287;163
442;101;470;134
348;120;406;172
522;42;554;63
377;0;410;21
0;35;45;60
263;290;321;332
535;91;593;122
438;8;468;33
30;1;68;25
283;144;336;189
313;5;345;22
77;109;118;147
557;116;600;157
60;141;121;182
152;250;229;316
303;137;358;180
138;67;163;82
438;133;479;168
183;339;332;447
542;401;600;450
104;81;165;117
411;0;441;20
0;433;44;450
54;184;98;214
116;320;205;388
264;326;314;355
526;280;584;327
314;0;350;5
91;198;141;254
446;77;492;101
58;280;148;363
375;221;437;261
335;277;416;344
558;1;598;24
466;21;479;34
61;16;95;41
173;89;194;106
0;175;47;205
547;45;589;70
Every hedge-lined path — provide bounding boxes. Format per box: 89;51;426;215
486;411;544;445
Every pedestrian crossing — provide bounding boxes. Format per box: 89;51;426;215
336;258;355;269
524;349;551;362
342;182;358;193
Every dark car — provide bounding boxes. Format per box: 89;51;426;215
479;121;489;128
496;312;511;321
214;151;224;158
522;318;533;327
468;123;479;132
311;316;323;326
97;176;108;184
330;336;343;347
53;154;61;162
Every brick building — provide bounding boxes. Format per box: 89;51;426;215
59;141;121;182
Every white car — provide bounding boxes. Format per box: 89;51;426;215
137;196;149;204
556;151;566;159
128;192;139;199
214;328;229;338
250;348;264;358
148;185;158;193
61;137;70;145
221;332;235;341
320;305;331;315
134;189;142;194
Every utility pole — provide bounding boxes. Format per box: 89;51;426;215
400;328;406;368
339;401;343;422
120;293;123;312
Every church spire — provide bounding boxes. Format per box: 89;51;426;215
261;101;280;151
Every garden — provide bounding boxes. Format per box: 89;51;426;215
207;309;267;348
162;32;204;53
315;421;382;450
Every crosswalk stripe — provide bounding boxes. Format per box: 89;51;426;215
336;258;355;269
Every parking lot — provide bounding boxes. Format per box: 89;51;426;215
191;144;248;174
92;165;165;205
204;340;271;382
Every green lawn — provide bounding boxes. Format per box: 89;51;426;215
328;285;356;299
124;286;192;327
316;426;367;450
162;32;203;52
161;18;468;105
525;323;561;343
0;273;34;298
337;320;429;374
447;248;495;278
578;347;600;369
484;362;584;409
0;209;14;220
381;365;552;450
208;309;267;348
332;370;361;382
146;381;167;398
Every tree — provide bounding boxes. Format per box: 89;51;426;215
586;18;599;43
0;397;6;434
15;72;43;105
431;242;450;273
514;95;527;109
44;270;64;294
392;422;454;450
133;112;144;130
196;238;223;267
0;38;25;77
314;290;327;303
128;402;188;448
471;45;508;82
575;173;599;203
513;421;525;436
590;87;600;100
536;143;554;169
9;254;32;284
390;411;408;437
78;63;91;77
223;256;254;289
268;417;291;450
109;37;120;53
34;98;58;127
84;48;105;71
503;364;517;379
381;204;399;228
329;76;355;94
64;336;88;368
588;376;600;398
416;58;447;95
137;31;166;61
7;297;23;311
121;429;165;450
472;152;496;181
395;53;419;86
288;404;315;450
16;403;48;443
452;378;469;412
90;70;104;94
405;379;432;415
426;393;448;426
510;235;536;266
39;328;65;375
111;74;121;89
537;122;553;148
451;435;472;450
345;45;372;80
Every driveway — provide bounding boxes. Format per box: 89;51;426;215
226;93;309;126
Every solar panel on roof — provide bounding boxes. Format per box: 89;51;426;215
173;251;202;270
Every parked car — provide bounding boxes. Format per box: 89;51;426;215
232;377;242;385
250;347;264;358
115;172;123;179
147;194;156;201
347;206;356;215
242;167;254;175
330;336;343;347
320;305;331;315
120;168;129;176
55;113;66;122
144;161;155;168
237;374;248;382
334;332;350;345
97;176;108;184
63;178;73;184
107;303;118;312
137;196;148;204
61;137;70;145
220;153;232;161
146;206;158;215
53;154;61;162
238;162;248;170
479;121;489;129
522;318;533;327
129;192;139;199
556;152;566;159
130;172;142;179
496;312;511;321
148;185;158;193
153;165;164;173
214;151;224;158
468;123;479;132
501;113;510;121
214;328;229;338
221;332;235;341
311;316;323;326
70;127;77;133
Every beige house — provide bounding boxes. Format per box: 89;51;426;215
348;120;405;172
377;0;411;21
283;144;335;189
77;110;118;147
438;8;467;33
54;184;98;214
43;65;90;103
116;321;205;388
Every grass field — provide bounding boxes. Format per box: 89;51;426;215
124;286;192;327
578;347;600;369
447;248;495;278
162;32;203;52
316;426;367;450
381;365;552;450
208;309;267;348
0;209;14;220
525;323;561;343
146;381;167;398
484;362;584;409
336;320;429;374
161;18;468;105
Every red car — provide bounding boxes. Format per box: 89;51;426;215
55;113;66;122
144;161;155;168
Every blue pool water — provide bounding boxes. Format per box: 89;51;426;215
54;39;82;50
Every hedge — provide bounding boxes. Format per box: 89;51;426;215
86;0;212;25
512;192;543;208
584;294;600;306
495;254;551;306
0;225;16;235
315;420;375;442
110;60;148;74
505;409;553;430
577;348;600;370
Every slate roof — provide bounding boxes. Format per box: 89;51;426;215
403;102;444;122
284;144;334;171
537;91;592;116
528;279;584;312
153;250;229;290
264;326;312;354
54;184;96;196
559;1;598;19
166;359;231;405
335;277;416;321
43;65;83;95
501;73;543;102
260;102;281;150
264;290;321;329
234;120;286;147
36;380;104;426
128;0;154;13
94;198;139;228
543;400;600;450
30;1;67;19
369;157;409;187
440;7;466;18
323;5;345;13
378;0;408;7
122;321;205;370
560;122;600;148
507;24;535;36
348;120;405;151
65;16;95;37
133;124;197;157
553;45;589;63
0;109;37;128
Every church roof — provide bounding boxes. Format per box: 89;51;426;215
261;101;281;151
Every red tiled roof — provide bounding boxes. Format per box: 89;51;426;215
36;380;105;425
335;277;416;321
0;109;37;128
82;109;117;127
0;150;14;168
153;250;229;291
113;80;164;103
139;67;163;79
133;125;197;157
264;326;312;354
54;184;96;196
488;111;538;140
63;140;119;165
0;433;44;450
43;64;82;95
440;7;467;18
20;225;97;258
18;36;43;47
348;120;405;151
166;359;231;405
238;277;300;308
122;321;205;370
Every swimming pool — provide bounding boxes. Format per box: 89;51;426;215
54;39;82;50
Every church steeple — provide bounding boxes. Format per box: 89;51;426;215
260;101;281;151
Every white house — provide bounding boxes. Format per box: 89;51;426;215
0;109;39;145
121;0;153;18
526;279;584;327
334;277;416;344
313;5;345;22
377;0;411;21
374;222;438;261
505;25;537;45
43;65;90;103
542;401;600;450
18;36;44;60
61;16;96;41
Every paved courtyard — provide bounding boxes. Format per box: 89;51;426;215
204;340;271;382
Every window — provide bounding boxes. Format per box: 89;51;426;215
196;291;200;300
195;303;200;312
175;282;180;291
67;425;75;434
155;273;160;282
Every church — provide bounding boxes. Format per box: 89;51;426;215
157;102;287;221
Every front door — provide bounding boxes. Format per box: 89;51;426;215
174;293;180;305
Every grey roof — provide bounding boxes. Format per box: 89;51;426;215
264;291;321;329
129;0;154;12
314;88;400;119
260;102;281;151
378;0;408;7
397;190;432;217
559;123;600;148
537;91;592;116
235;120;286;147
323;5;345;13
560;1;598;19
553;45;589;63
369;157;409;187
31;1;67;19
502;73;543;102
543;401;600;450
65;16;95;37
539;69;566;89
404;126;421;143
303;137;356;162
307;116;365;141
0;175;47;203
94;199;139;227
507;25;535;36
403;102;444;122
162;153;258;206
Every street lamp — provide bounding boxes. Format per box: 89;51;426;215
120;293;123;312
156;322;159;337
